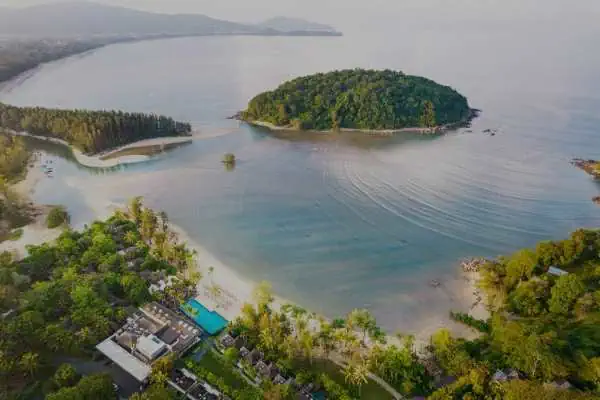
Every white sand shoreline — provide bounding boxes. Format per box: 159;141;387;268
3;130;193;168
245;119;443;135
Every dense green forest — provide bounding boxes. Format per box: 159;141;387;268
241;69;471;130
426;229;600;399
0;198;200;399
0;39;102;84
0;103;192;154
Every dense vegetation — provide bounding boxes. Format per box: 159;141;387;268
241;69;471;131
0;102;192;154
0;39;103;84
0;135;32;242
46;206;70;229
427;229;600;399
225;283;431;399
0;135;30;182
0;198;200;399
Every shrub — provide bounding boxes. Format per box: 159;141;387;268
47;206;70;229
223;153;236;164
449;311;490;333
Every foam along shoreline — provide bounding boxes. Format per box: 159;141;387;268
4;130;193;168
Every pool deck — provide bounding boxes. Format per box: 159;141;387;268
194;282;242;322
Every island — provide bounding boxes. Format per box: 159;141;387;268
572;159;600;204
0;102;191;154
572;159;600;179
239;69;475;133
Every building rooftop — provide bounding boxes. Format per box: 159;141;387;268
137;335;167;361
548;266;569;276
96;302;201;383
97;338;152;382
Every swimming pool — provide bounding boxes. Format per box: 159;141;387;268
180;299;228;335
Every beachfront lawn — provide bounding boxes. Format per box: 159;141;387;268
187;349;248;390
297;359;395;400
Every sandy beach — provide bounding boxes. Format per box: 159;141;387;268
245;119;442;135
5;130;194;168
0;157;63;258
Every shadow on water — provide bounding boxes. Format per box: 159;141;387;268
246;123;449;150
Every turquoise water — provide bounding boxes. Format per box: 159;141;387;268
1;2;599;334
181;299;228;336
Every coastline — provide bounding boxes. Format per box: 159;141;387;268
0;156;63;258
239;110;479;136
1;136;489;346
3;130;193;168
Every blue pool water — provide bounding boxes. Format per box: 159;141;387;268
181;299;228;335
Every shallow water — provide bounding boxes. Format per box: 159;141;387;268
2;3;600;333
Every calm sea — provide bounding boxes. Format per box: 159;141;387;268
2;2;599;332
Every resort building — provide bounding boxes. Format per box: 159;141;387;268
96;302;201;384
548;266;569;276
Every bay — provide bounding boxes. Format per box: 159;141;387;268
2;2;600;333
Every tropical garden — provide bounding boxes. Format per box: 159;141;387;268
0;198;200;399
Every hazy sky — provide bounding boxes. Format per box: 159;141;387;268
0;0;599;31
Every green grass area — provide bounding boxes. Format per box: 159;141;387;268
8;228;23;241
301;359;394;400
193;349;248;390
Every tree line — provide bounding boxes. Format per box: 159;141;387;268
0;102;192;154
241;69;471;131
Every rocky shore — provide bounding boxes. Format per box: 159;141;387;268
572;158;600;178
572;159;600;205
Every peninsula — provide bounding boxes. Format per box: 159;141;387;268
239;69;474;132
0;102;191;154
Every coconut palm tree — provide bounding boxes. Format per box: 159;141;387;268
344;361;369;396
158;210;169;233
348;308;377;344
128;196;143;225
259;328;277;352
19;352;39;377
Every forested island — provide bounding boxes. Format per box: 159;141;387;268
0;102;192;154
240;69;474;132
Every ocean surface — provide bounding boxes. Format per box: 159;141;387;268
2;2;600;333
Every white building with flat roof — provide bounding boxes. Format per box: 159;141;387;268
97;338;152;383
137;335;167;361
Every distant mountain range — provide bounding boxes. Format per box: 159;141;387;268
257;17;337;33
0;2;341;38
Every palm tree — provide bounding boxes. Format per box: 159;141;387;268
128;196;143;225
124;231;138;246
158;210;169;233
317;320;336;361
140;208;158;243
259;328;277;352
300;331;315;364
19;352;39;377
348;308;377;344
344;361;369;396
